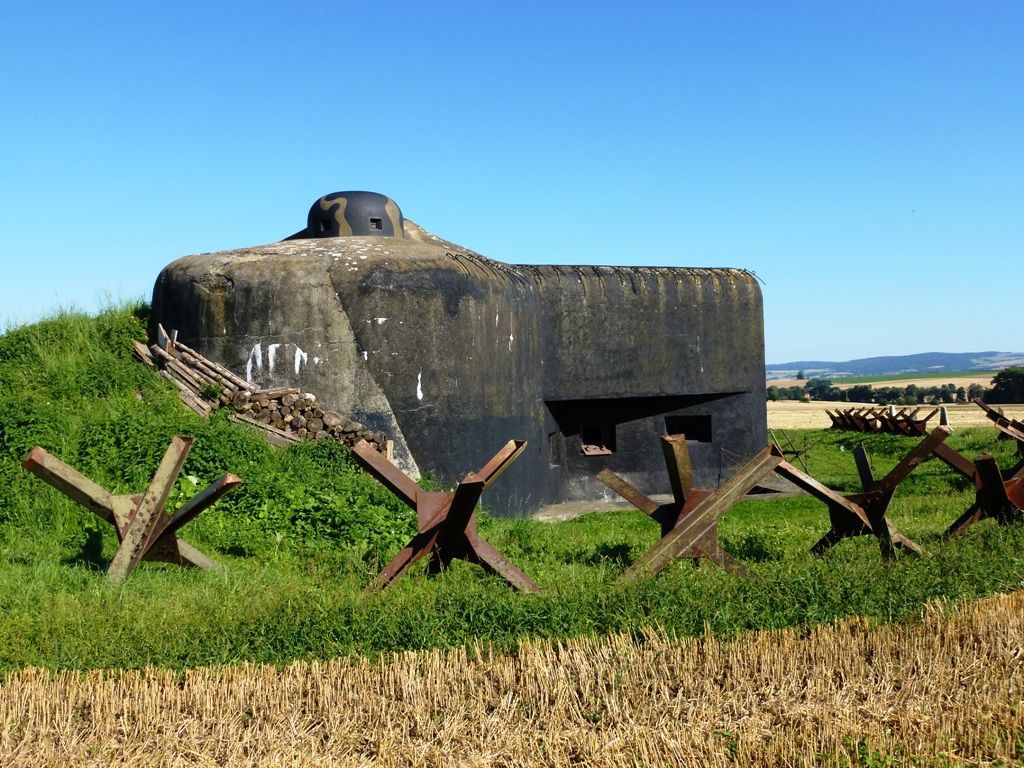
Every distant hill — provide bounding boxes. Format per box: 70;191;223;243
766;351;1024;380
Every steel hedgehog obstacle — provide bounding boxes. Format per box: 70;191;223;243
152;191;767;515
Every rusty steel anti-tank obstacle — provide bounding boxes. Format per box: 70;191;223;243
920;400;1024;537
931;443;1024;538
774;429;952;558
975;398;1024;450
22;437;240;581
598;430;943;581
928;434;1024;539
826;406;938;436
597;436;781;581
349;439;539;593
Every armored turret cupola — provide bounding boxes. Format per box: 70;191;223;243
304;191;405;239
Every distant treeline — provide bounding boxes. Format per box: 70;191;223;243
767;367;1024;405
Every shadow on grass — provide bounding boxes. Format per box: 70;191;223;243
568;542;635;568
61;528;106;571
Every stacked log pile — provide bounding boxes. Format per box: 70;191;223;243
132;326;388;453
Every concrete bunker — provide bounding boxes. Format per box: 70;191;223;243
152;191;767;515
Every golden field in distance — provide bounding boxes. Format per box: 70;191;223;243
768;374;995;391
765;373;1021;429
767;400;1024;430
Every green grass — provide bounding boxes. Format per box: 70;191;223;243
1;306;1022;673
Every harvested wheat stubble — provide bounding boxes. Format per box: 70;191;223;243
2;592;1022;767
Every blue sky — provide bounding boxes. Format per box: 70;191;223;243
1;2;1020;363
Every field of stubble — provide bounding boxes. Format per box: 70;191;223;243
2;590;1021;767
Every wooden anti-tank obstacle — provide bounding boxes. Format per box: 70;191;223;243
599;430;944;581
350;439;539;593
22;437;240;581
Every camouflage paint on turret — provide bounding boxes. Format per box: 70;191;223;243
152;192;767;514
285;191;405;240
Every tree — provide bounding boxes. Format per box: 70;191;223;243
987;366;1024;404
902;384;921;404
796;370;806;381
846;384;875;404
968;383;986;401
805;378;841;401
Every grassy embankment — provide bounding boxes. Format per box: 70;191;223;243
0;306;1022;673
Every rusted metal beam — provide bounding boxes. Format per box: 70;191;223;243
974;398;1024;446
931;442;978;480
853;443;874;490
165;473;243;534
108;436;194;582
351;440;420;510
874;427;950;496
476;440;526;488
595;469;660;516
369;517;445;590
618;448;781;583
21;447;115;523
773;453;871;528
442;477;487;536
660;435;693;503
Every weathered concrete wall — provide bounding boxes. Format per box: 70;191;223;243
530;265;765;502
152;223;766;515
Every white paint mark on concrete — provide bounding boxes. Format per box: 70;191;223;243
294;347;308;375
313;356;321;364
267;343;282;375
508;331;514;351
416;371;423;401
362;350;368;361
373;317;388;325
245;342;263;385
495;312;499;327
